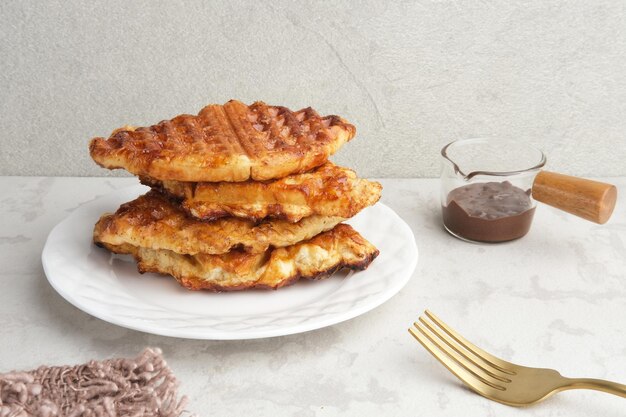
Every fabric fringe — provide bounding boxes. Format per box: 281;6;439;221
0;348;195;417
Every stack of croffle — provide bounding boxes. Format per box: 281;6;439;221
89;100;382;291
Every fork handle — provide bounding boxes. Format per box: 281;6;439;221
564;378;626;398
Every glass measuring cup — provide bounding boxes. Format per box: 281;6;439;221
440;138;546;243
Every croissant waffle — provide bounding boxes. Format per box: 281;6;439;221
98;224;379;291
141;163;382;222
93;190;346;255
89;100;356;182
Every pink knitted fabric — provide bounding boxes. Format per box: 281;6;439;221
0;348;193;417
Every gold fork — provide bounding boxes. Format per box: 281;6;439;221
409;310;626;406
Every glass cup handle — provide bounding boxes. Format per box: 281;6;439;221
532;171;617;224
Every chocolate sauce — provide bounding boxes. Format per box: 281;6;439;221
442;181;535;242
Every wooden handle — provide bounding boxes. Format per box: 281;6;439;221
532;171;617;224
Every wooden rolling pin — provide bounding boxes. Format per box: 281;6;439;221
532;171;617;224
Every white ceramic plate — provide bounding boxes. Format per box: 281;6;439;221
42;185;418;340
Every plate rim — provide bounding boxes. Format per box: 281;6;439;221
42;185;418;340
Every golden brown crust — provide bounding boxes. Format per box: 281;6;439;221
97;224;379;291
89;100;356;182
93;190;345;255
141;163;382;222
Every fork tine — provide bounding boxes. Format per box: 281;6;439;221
410;322;506;391
408;325;488;392
425;310;516;375
418;317;512;383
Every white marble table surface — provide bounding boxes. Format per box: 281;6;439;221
1;176;625;416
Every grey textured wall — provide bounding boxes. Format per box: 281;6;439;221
1;1;625;178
